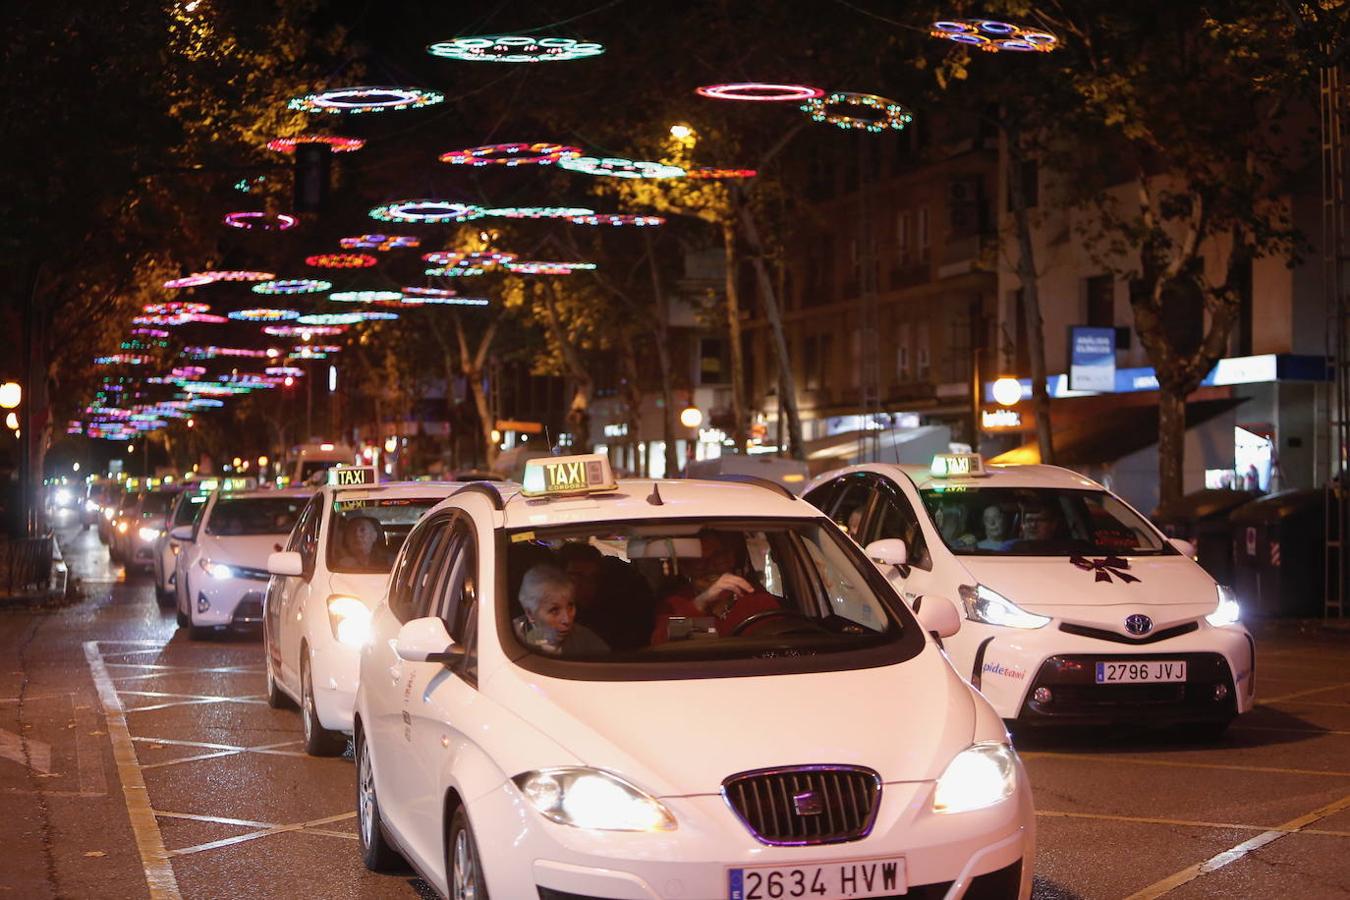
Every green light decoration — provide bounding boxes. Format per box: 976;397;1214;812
297;312;399;325
505;261;597;275
289;86;445;114
800;92;914;133
422;250;516;267
424;266;486;277
402;295;490;306
251;279;333;295
557;156;685;179
227;308;302;322
329;291;404;303
485;206;594;219
427;36;604;63
369;201;486;223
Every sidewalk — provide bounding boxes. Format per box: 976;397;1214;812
0;533;69;604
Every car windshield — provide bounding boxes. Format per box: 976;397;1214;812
140;492;175;516
502;518;919;677
299;461;337;482
205;497;306;536
172;494;207;526
917;486;1172;557
327;496;441;574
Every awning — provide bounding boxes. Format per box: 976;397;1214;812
989;397;1247;466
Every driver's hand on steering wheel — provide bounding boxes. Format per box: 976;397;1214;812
693;574;755;613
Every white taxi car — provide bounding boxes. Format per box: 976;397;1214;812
354;455;1033;900
803;455;1255;735
263;468;460;756
154;490;208;605
172;487;311;639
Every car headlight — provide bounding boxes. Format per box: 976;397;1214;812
933;742;1018;814
512;768;676;832
85;500;99;512
116;520;129;534
1206;585;1241;627
103;508;114;521
199;558;235;580
326;595;372;647
138;526;162;543
54;489;71;506
958;584;1050;629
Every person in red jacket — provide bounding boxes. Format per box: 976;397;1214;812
650;530;780;644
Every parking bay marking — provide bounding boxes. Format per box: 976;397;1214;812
1038;809;1350;840
165;811;358;857
1122;792;1350;899
1021;751;1350;779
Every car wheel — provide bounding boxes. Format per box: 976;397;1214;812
301;658;347;757
176;607;188;627
448;806;489;900
356;729;403;872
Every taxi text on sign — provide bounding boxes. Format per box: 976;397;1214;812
329;466;377;487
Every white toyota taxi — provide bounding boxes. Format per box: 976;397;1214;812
172;487;311;638
804;455;1254;735
354;454;1033;900
263;467;460;755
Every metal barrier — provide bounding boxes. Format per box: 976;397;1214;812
1;534;54;596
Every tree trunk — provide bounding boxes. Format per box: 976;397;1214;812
1005;121;1055;464
1158;388;1186;505
643;231;680;476
537;283;594;452
722;216;748;452
738;199;805;461
617;336;644;475
451;312;500;468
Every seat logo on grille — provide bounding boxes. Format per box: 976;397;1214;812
1124;613;1153;635
793;790;824;816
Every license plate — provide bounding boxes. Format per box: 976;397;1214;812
729;857;906;899
1095;660;1187;683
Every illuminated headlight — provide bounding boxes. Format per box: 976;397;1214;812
138;526;162;543
199;558;235;580
326;595;372;647
116;520;129;534
85;500;99;512
958;584;1050;629
103;508;114;521
512;768;676;832
933;742;1018;814
54;489;71;506
1206;585;1241;627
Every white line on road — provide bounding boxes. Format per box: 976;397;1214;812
1123;792;1350;899
1260;681;1350;704
84;641;180;899
167;812;357;857
1020;751;1350;779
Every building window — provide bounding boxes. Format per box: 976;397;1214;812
1085;274;1115;327
916;324;931;380
917;207;930;261
698;337;728;386
896;211;911;263
803;332;833;392
896;323;911;380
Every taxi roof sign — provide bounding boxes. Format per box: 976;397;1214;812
521;454;617;498
328;465;379;487
930;453;987;478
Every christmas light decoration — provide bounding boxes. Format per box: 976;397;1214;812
427;36;604;63
223;211;298;230
265;366;305;377
182;346;274;360
401;295;490;306
485;206;595;219
95;354;151;366
696;83;824;102
930;19;1058;52
266;135;366;153
340;234;420;251
369;200;485;223
305;253;378;269
172;366;207;378
197;270;276;282
132;314;189;327
557;156;685;179
424;266;486;277
421;250;516;267
145;301;210;315
227;308;302;321
438;142;582;166
164;274;214;289
296;311;398;325
294;344;341;354
130;328;171;339
289;86;445;114
685;167;758;180
567;214;665;226
800;92;913;133
186;313;229;324
402;286;456;298
505;261;597;275
251;279;332;295
329;290;403;303
262;324;347;337
233;175;268;193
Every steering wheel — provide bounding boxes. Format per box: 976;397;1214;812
730;609;829;637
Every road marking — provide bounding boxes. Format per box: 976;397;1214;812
123;695;267;713
0;727;53;774
84;641;180;899
1123;792;1350;899
1021;751;1350;779
155;810;274;828
167;812;357;857
1261;682;1350;703
139;740;306;771
1037;809;1350;838
1234;724;1350;737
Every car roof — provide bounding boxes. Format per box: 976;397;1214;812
810;462;1105;494
213;487;315;501
492;477;814;530
325;480;465;500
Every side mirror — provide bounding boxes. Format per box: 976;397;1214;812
395;616;464;664
1170;537;1197;559
267;550;304;577
864;538;908;568
170;525;195;542
913;595;961;639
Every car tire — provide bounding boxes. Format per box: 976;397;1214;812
447;806;489;900
356;729;404;873
176;607;188;627
301;658;347;757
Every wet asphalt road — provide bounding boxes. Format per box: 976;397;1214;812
3;512;1350;899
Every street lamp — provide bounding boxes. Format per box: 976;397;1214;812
680;405;703;429
992;376;1024;407
0;382;20;409
4;412;17;431
669;123;694;140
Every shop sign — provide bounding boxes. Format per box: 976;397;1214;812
603;423;629;438
1069;326;1117;392
980;408;1023;431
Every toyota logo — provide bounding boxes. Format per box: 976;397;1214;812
1124;614;1154;636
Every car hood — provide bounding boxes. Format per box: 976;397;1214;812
199;534;288;570
484;650;976;798
327;572;391;608
957;555;1219;627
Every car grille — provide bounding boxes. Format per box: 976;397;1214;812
1058;620;1199;645
721;765;880;846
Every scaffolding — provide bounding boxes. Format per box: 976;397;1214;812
1323;61;1349;618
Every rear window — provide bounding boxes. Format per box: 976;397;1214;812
206;497;306;536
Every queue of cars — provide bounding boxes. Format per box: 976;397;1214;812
89;452;1251;899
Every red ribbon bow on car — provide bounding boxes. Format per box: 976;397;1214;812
1070;555;1140;584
